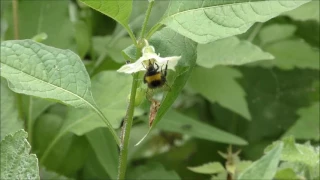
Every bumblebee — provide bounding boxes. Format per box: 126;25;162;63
143;60;168;89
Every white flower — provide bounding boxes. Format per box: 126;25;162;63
117;42;181;74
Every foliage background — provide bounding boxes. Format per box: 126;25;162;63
0;0;319;179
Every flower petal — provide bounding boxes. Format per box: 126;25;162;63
117;62;145;74
155;56;181;71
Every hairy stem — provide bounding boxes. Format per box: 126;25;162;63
117;72;139;180
139;0;154;39
117;2;154;179
12;0;19;39
27;96;33;146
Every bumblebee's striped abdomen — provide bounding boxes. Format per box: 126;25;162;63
144;73;165;89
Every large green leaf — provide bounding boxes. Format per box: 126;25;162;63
0;130;40;180
284;102;319;141
38;71;132;166
160;0;310;43
0;40;96;109
283;1;319;22
158;110;247;145
62;71;132;136
238;143;283;180
189;66;251;120
197;36;274;68
80;0;132;28
86;128;119;180
0;78;23;140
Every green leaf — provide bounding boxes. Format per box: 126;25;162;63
127;162;181;180
189;66;251;120
197;36;274;68
80;0;132;28
0;130;40;180
1;40;96;109
259;24;297;45
161;0;310;43
131;27;197;145
74;20;91;59
188;162;225;174
238;143;283;180
263;39;320;70
265;137;319;167
283;1;319;22
62;71;132;136
22;96;55;125
39;167;73;180
33;113;89;176
86;128;119;180
0;78;23;140
284;102;320;141
158;110;248;145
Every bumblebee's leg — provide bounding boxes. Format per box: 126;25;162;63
141;62;146;69
164;61;168;77
154;62;159;71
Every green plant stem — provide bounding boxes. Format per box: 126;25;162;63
117;2;154;179
126;26;138;46
139;0;154;38
27;96;33;145
12;0;19;39
247;23;263;42
117;72;139;180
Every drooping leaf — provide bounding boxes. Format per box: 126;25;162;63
0;130;40;180
160;0;310;43
61;71;132;136
197;36;274;68
80;0;132;29
188;162;225;174
158;110;248;145
284;102;320;141
0;40;96;109
238;143;283;180
0;78;23;140
189;66;251;120
283;1;319;22
86;128;119;180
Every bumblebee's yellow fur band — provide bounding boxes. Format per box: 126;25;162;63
145;73;161;83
